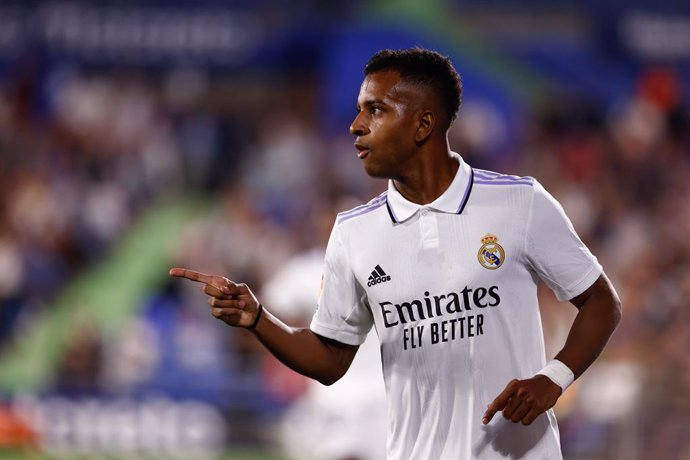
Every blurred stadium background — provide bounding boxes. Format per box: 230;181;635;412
1;0;689;459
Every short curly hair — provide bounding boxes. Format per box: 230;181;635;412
364;47;462;130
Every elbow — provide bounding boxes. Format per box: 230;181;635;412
611;293;622;328
598;273;622;328
317;377;337;386
316;370;345;386
614;300;622;325
315;364;349;386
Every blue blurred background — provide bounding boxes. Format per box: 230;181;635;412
1;1;689;459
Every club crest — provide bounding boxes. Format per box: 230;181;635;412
478;233;505;270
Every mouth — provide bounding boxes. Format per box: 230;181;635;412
354;143;370;159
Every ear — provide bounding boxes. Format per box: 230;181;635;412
415;110;435;144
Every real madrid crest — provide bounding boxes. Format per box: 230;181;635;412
478;233;505;270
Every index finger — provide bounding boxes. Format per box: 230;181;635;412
169;268;215;285
482;380;517;425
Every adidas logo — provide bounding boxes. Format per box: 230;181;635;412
367;265;391;287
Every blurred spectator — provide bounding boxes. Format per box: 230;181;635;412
51;317;103;397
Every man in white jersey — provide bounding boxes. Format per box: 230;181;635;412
170;48;621;459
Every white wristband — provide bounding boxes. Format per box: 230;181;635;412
536;359;574;392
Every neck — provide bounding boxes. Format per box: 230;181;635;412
393;137;459;205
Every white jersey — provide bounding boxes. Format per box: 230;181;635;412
310;152;602;460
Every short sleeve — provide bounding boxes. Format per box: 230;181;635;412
310;222;373;345
525;181;603;301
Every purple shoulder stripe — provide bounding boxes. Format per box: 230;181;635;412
473;169;530;181
474;179;533;186
337;192;388;218
473;168;502;177
337;200;387;223
473;168;533;186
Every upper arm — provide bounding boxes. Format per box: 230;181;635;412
569;272;622;314
314;333;360;381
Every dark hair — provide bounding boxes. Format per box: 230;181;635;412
364;47;462;129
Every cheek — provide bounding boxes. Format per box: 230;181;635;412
384;119;416;148
373;117;409;141
370;117;386;133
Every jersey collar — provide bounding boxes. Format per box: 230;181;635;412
386;151;474;224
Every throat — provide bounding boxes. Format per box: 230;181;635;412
393;159;459;205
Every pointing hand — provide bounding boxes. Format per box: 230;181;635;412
169;267;262;329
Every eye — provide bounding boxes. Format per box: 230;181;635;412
370;105;382;115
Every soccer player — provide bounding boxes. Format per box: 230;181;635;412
170;48;621;459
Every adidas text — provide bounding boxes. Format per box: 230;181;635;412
368;275;391;287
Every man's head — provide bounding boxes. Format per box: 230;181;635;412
350;48;462;179
364;48;462;130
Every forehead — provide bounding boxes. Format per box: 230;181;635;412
358;70;411;103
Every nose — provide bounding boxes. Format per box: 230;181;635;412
350;112;368;136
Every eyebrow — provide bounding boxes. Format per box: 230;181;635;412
358;98;387;108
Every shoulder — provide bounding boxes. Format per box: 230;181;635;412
470;167;539;205
472;168;535;188
335;191;390;226
467;168;543;215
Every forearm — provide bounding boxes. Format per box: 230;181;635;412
249;308;355;385
555;274;622;379
482;274;621;426
168;268;355;384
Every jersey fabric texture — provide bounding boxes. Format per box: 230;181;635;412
310;152;602;460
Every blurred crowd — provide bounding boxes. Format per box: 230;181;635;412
526;69;690;460
0;64;189;347
1;53;689;459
